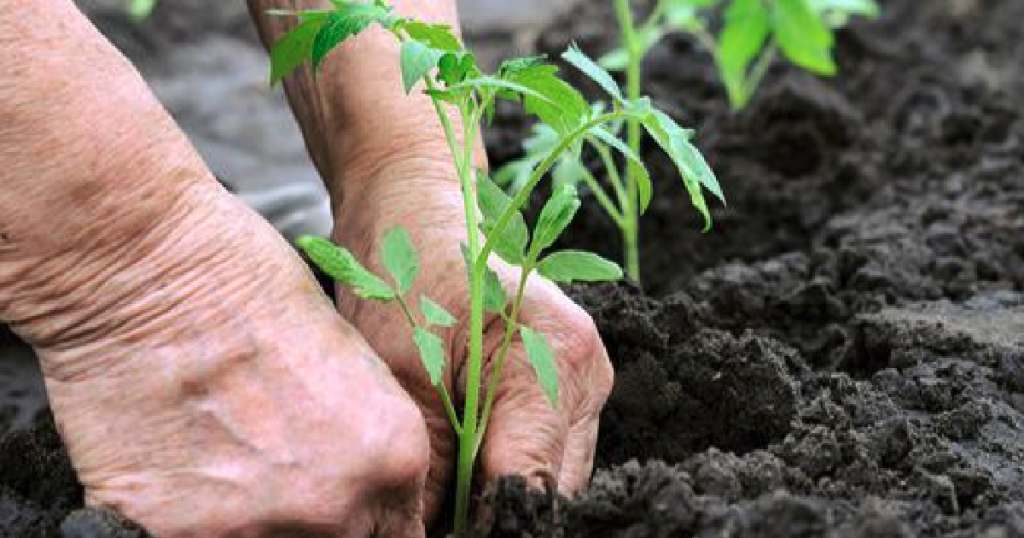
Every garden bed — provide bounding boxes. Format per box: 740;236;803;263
2;0;1023;536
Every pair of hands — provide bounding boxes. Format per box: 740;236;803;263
9;3;615;537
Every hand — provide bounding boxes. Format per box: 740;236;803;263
332;157;615;524
15;177;431;538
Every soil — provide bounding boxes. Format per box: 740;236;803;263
2;0;1023;537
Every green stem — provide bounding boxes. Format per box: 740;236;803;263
578;167;625;226
614;0;643;282
740;43;777;108
474;262;532;455
454;103;485;536
417;72;482;534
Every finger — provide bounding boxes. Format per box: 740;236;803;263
477;344;569;491
558;415;600;495
381;368;456;527
370;493;428;538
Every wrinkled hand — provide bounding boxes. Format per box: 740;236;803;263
332;157;615;523
25;179;431;538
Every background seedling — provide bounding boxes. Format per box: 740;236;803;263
269;0;721;533
499;0;876;282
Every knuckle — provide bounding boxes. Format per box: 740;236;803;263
554;303;605;373
366;399;431;490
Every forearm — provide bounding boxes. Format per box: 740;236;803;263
248;0;487;207
0;0;218;345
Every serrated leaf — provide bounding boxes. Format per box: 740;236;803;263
413;328;446;387
533;184;581;253
401;20;462;50
499;55;548;78
421;296;456;327
538;250;623;284
590;126;654;213
269;18;327;86
297;235;395;300
477;172;529;265
642;110;723;230
562;44;624;103
520;327;559;409
483;266;507;314
400;40;443;93
381;227;419;295
438;52;478;85
718;0;771;106
504;64;589;135
312;3;392;70
772;0;837;75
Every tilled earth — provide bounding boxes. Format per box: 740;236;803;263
2;0;1023;536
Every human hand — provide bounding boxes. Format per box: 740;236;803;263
331;157;615;524
19;179;432;538
1;4;432;524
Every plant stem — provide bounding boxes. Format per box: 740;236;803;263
614;0;643;282
474;263;532;455
454;103;485;536
578;167;625;227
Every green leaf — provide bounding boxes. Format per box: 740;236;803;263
520;327;559;409
533;184;581;253
400;20;463;50
498;55;548;78
538;250;623;284
483;266;507;314
400;40;443;93
312;3;393;70
269;18;327;86
413;328;446;387
772;0;837;75
438;52;478;85
718;0;771;106
296;235;395;300
504;64;589;135
477;172;529;265
642;110;723;230
590;126;654;213
380;227;419;295
562;44;624;103
420;296;456;327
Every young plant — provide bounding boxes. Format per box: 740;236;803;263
268;0;721;533
499;0;877;281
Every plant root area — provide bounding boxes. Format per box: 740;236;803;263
2;0;1023;536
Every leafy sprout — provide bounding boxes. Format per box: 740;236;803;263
600;0;880;109
498;0;875;282
269;1;720;533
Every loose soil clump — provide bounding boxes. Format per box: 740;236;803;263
2;0;1022;536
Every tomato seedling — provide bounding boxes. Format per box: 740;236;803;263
500;0;876;282
268;0;721;533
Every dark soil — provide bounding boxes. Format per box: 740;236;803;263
2;0;1023;536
